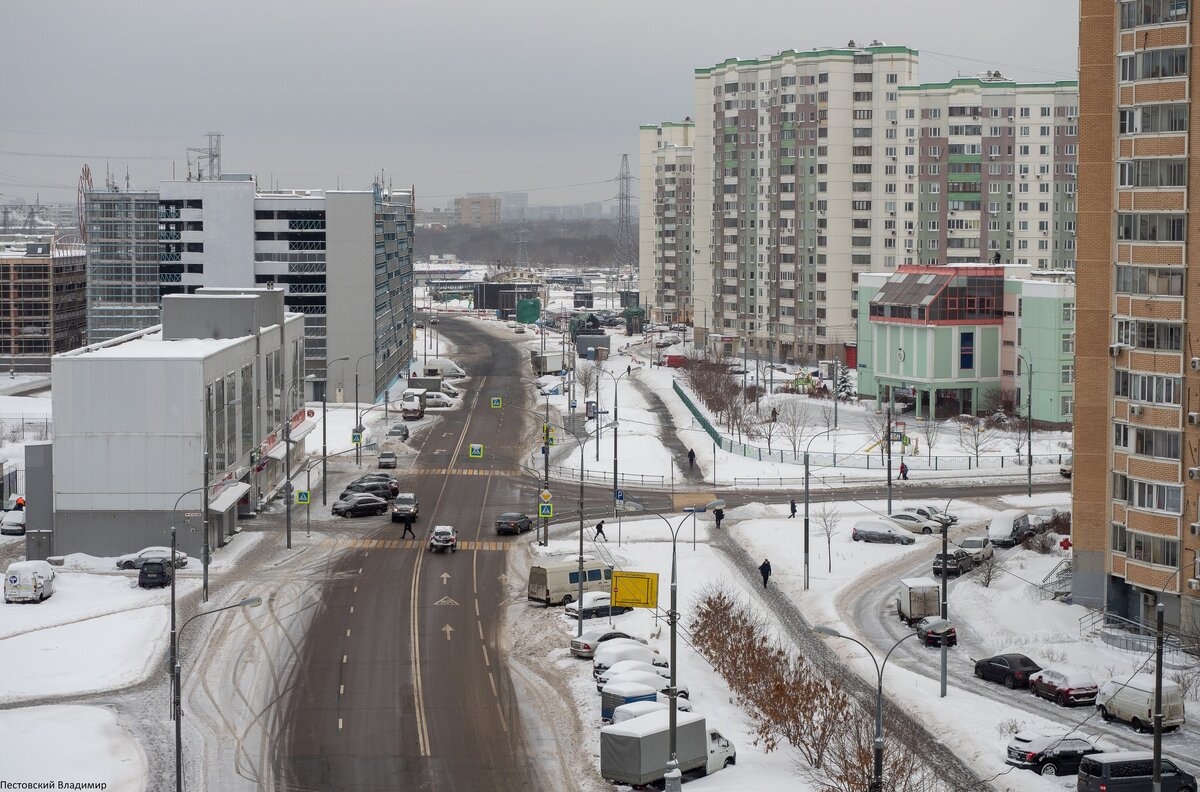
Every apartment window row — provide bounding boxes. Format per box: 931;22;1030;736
1114;318;1183;350
1118;103;1188;134
1114;370;1183;404
1116;213;1186;241
1115;265;1184;296
1119;0;1189;28
1112;474;1183;514
1111;524;1180;569
1118;49;1188;82
1118;158;1187;187
1113;423;1181;459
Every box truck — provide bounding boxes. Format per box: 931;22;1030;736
896;576;941;625
600;710;735;785
530;350;565;376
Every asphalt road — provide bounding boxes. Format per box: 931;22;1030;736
279;318;542;791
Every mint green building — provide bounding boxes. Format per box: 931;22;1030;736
857;265;1074;426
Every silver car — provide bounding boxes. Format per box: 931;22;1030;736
887;512;940;535
958;535;994;562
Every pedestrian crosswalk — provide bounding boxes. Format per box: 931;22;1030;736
318;537;509;552
402;467;524;477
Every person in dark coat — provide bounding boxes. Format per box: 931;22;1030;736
595;520;607;541
789;498;797;518
400;514;416;539
899;461;909;480
713;508;724;530
759;559;772;589
687;448;696;469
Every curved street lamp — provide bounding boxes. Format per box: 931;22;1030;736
318;356;351;506
620;497;725;792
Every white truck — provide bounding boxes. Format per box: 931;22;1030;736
600;709;735;786
896;576;941;626
530;350;565;376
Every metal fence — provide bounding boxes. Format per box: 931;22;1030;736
546;465;665;488
671;383;1069;472
0;415;52;445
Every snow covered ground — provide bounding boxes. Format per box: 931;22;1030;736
0;705;147;791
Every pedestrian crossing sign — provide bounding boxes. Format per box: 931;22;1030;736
352;432;362;445
491;397;502;408
538;503;553;518
469;443;484;459
295;490;310;505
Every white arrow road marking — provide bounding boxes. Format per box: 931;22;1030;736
434;596;459;606
442;624;454;641
441;572;451;585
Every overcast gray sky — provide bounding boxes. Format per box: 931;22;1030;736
2;0;1078;210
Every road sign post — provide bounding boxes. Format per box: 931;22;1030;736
538;503;553;518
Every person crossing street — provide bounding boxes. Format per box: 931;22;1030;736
594;520;607;541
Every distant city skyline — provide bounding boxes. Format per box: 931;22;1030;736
2;1;1078;207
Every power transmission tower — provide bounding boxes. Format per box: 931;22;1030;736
614;154;634;288
187;132;223;181
515;224;530;269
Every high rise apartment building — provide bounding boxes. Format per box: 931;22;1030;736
157;176;414;400
0;239;87;373
650;45;1080;367
454;195;501;227
1074;0;1196;631
638;121;695;323
83;189;162;343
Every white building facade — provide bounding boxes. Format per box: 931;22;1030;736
638;121;695;324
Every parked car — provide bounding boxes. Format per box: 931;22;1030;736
116;546;189;570
415;320;426;329
428;525;458;553
1005;731;1102;776
425;392;455;408
904;504;958;525
974;653;1042;688
1029;666;1099;707
378;451;398;469
340;481;395;501
958;536;994;563
495;512;533;535
440;383;460;398
401;398;425;420
566;591;633;620
138;558;175;589
596;660;671;690
4;560;55;603
593;644;669;676
1060;463;1073;478
391;493;419;522
1079;752;1197;792
915;617;957;647
604;671;689;700
887;512;940;535
932;549;974;576
988;509;1033;548
569;629;648;659
851;520;916;545
1097;674;1186;731
0;510;26;536
387;423;410;440
428;316;440;325
514;325;527;334
332;493;390;518
354;473;398;486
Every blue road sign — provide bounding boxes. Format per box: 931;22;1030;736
351;432;362;445
615;489;625;502
295;490;310;505
570;401;577;410
538;503;553;518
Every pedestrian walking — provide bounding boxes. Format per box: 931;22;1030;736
626;364;632;376
759;558;772;589
595;520;607;541
899;461;909;480
789;498;797;519
713;508;724;530
400;515;416;539
13;496;24;511
687;448;696;469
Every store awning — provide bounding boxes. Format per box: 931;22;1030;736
290;418;317;443
267;442;288;461
209;482;251;514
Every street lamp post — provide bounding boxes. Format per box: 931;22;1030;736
319;356;350;506
174;595;262;792
803;428;837;590
597;366;634;512
815;626;920;792
352;352;375;468
168;482;210;729
621;497;725;792
1018;348;1034;498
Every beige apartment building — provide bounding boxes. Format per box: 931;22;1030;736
638;121;695;324
1076;0;1197;631
454;195;501;228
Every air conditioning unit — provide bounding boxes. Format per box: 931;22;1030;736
888;210;896;216
1189;579;1200;591
1189;413;1200;426
1190;523;1200;536
1188;466;1200;480
1191;357;1200;371
1109;344;1125;357
1129;404;1144;417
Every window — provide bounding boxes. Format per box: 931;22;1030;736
1061;364;1075;385
1112;523;1128;553
1131;480;1183;514
1129;531;1179;566
1062;303;1075;323
1062;333;1075;354
1061;394;1074;416
1134;427;1181;459
960;331;975;370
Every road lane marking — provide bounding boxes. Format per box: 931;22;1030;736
477;620;484;640
488;671;497;696
338;718;343;732
440;572;451;585
474;599;480;617
442;624;454;640
346;629;351;637
339;684;344;696
342;654;347;664
349;606;354;614
481;644;490;667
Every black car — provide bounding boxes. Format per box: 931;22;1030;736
391;493;419;522
1005;732;1101;776
387;424;410;441
974;653;1042;689
915;617;957;647
340;481;395;501
932;549;974;577
495;512;533;535
332;493;390;518
138;558;174;589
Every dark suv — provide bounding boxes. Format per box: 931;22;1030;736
933;549;974;576
1078;752;1197;792
391;493;419;522
138;558;174;589
1005;732;1101;776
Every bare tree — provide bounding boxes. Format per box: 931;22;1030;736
777;400;810;457
757;408;784;454
866;410;892;463
816;502;840;573
957;415;998;466
917;418;940;463
1007;416;1028;463
819;402;836;434
972;552;1009;588
575;361;598;403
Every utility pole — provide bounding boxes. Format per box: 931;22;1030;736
1153;601;1165;792
886;403;893;514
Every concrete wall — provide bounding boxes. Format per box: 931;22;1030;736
325;192;377;401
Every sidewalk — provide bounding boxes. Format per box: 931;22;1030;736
627;374;706;485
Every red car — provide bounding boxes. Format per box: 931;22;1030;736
1029;667;1099;707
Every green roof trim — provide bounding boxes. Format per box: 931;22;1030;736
898;78;1078;91
640;122;696;130
694;45;919;75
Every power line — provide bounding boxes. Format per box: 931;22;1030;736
0;148;175;161
919;49;1077;81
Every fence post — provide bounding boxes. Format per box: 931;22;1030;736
758;448;762;462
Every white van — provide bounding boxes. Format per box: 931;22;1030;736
421;358;466;379
987;509;1032;548
528;558;613;605
1097;673;1186;731
4;560;56;603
